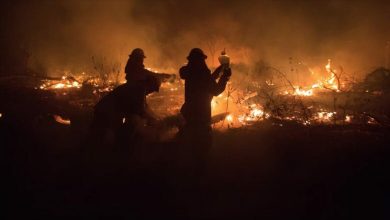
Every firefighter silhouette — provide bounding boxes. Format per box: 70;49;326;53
91;48;173;149
178;48;232;163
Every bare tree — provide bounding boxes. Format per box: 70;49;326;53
205;34;219;67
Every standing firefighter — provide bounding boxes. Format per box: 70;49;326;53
91;48;173;149
179;48;232;161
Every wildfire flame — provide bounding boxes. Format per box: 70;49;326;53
226;114;233;122
40;59;366;130
345;115;352;123
286;59;340;96
40;75;82;90
325;59;339;91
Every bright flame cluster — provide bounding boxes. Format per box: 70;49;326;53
285;59;340;97
225;104;270;126
40;76;82;90
315;111;336;123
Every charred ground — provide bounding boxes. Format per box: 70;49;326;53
2;80;389;219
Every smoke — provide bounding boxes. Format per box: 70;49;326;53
2;0;389;77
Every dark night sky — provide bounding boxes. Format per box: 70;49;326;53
1;0;389;76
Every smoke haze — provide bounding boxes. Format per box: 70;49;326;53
2;0;389;77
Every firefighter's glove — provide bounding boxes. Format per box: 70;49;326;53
222;67;232;78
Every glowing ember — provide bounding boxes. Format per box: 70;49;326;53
315;111;336;123
293;86;313;96
53;115;71;125
265;80;274;86
250;107;265;118
345;115;352;123
325;59;331;73
235;104;268;125
367;116;378;125
226;114;233;122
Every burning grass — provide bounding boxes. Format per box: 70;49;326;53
26;59;390;131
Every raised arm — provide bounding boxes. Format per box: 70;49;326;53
210;68;231;96
144;68;176;83
211;65;223;80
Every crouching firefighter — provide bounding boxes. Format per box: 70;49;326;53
90;48;174;150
